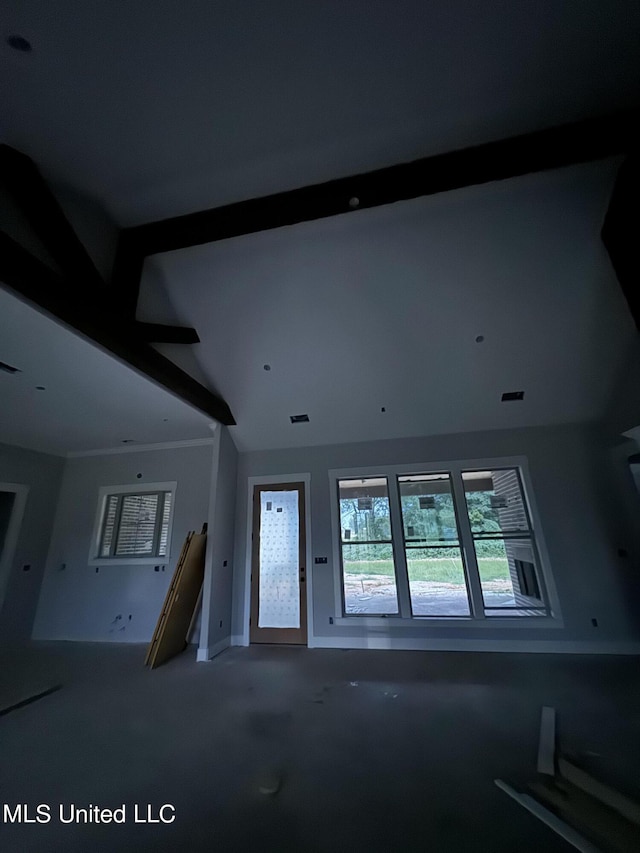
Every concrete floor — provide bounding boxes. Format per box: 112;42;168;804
1;643;639;852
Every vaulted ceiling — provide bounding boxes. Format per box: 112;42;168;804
1;0;639;453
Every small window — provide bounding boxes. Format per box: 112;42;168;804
97;490;173;559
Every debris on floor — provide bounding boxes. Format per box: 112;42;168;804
0;683;62;718
257;770;282;796
496;706;640;852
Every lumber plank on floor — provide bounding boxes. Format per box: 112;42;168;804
558;757;640;826
530;779;640;853
537;705;556;776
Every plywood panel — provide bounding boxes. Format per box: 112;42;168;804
144;531;192;666
146;529;207;669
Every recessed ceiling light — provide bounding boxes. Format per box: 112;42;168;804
475;335;485;343
35;385;46;391
263;364;271;371
290;414;309;424
0;360;20;374
7;34;32;52
501;391;524;402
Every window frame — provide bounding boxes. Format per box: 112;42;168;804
336;475;401;616
89;481;177;566
397;471;474;618
329;457;562;628
461;466;550;617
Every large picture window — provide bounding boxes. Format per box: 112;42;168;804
338;477;398;615
398;473;469;616
333;462;553;621
462;469;545;617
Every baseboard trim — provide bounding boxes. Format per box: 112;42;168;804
196;636;231;661
230;634;248;647
309;636;640;654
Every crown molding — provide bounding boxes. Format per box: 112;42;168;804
66;437;215;458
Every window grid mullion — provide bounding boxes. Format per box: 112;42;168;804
152;491;165;555
111;495;125;557
451;471;485;619
389;476;412;618
98;496;113;557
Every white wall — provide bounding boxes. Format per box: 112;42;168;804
0;442;65;644
198;426;238;658
33;443;213;643
232;423;640;652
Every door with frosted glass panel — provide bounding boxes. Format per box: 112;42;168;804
250;483;307;644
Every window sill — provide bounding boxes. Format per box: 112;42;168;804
334;615;563;629
88;557;170;567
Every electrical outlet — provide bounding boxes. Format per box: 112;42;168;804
315;557;328;564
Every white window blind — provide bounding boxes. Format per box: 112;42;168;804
98;491;172;558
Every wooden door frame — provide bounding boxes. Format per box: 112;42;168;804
0;483;29;615
241;474;313;647
250;482;306;645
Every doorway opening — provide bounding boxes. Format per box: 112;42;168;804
250;482;307;645
0;484;29;615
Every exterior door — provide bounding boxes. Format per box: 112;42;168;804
250;482;307;645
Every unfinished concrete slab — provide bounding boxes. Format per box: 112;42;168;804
1;643;639;852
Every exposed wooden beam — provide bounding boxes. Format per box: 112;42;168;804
0;144;105;290
602;156;640;331
125;111;638;258
136;322;200;344
0;232;235;425
111;229;145;317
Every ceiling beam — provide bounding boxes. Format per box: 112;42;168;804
0;144;106;291
136;322;200;344
602;156;640;332
111;229;145;317
0;232;235;425
124;111;638;258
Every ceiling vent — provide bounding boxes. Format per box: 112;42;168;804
0;360;20;374
501;391;524;402
290;414;309;424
